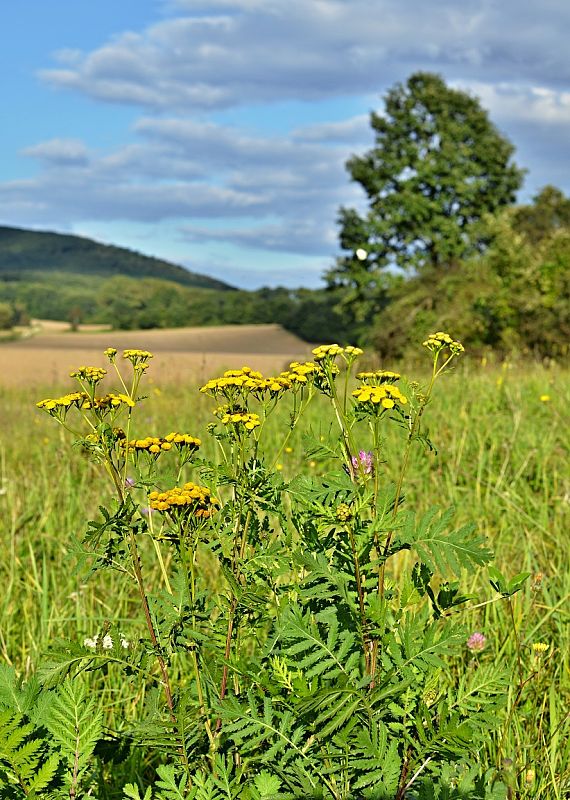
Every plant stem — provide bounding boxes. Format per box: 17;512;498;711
127;530;177;724
216;506;252;731
179;531;215;747
508;596;525;686
378;364;438;598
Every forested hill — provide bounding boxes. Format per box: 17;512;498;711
0;225;233;290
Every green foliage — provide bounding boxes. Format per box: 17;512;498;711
329;71;524;333
369;188;570;359
395;507;493;578
0;268;349;342
0;711;60;798
3;339;566;798
45;679;103;794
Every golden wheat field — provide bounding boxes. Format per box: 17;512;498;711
0;321;312;388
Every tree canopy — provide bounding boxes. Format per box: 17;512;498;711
328;72;525;331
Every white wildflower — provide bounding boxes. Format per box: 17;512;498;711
102;634;113;649
83;637;97;649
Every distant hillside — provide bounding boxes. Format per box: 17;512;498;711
0;225;233;290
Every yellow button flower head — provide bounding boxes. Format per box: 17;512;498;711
336;502;353;522
98;393;136;409
104;347;117;362
540;394;551;403
352;384;408;410
422;332;464;355
70;366;107;384
37;391;90;417
149;482;219;520
252;375;291;396
344;345;363;356
214;407;262;431
291;361;318;375
532;642;549;655
356;370;401;385
164;432;202;450
201;367;266;398
127;433;200;456
123;349;154;366
312;344;345;362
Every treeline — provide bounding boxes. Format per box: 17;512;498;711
0;272;350;343
1;186;568;354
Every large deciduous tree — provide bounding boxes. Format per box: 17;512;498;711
328;72;525;329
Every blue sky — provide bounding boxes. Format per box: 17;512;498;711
1;0;570;289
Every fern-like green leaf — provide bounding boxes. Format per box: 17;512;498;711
45;678;102;793
276;605;362;685
350;723;401;795
0;710;60;796
395;507;493;578
154;763;188;800
123;782;153;799
217;690;320;792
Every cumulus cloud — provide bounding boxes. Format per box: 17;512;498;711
456;81;570;127
21;138;91;166
0;117;363;255
292;115;370;144
180;218;339;255
38;1;570;112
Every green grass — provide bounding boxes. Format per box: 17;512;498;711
0;359;568;796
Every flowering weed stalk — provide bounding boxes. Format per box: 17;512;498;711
27;336;532;799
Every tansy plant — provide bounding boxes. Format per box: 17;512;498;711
5;336;527;799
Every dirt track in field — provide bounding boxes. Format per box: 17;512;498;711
0;322;313;388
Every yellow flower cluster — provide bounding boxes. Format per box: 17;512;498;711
200;366;264;395
352;384;408;409
201;366;301;399
532;642;549;655
422;332;464;355
123;349;154;365
164;432;202;449
127;432;201;455
312;344;344;361
336;503;353;522
37;392;88;412
278;361;321;386
356;370;401;384
70;366;107;383
87;393;136;409
202;361;334;405
214;407;261;430
253;376;292;395
129;437;172;455
37;391;135;413
312;344;364;362
104;347;117;359
149;482;219;518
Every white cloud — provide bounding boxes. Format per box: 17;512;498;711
456;81;570;126
0;116;362;253
292;115;370;143
3;0;570;286
21;138;90;166
37;1;570;115
181;218;338;255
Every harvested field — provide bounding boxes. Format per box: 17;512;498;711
0;322;312;388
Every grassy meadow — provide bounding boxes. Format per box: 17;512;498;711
0;348;568;797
